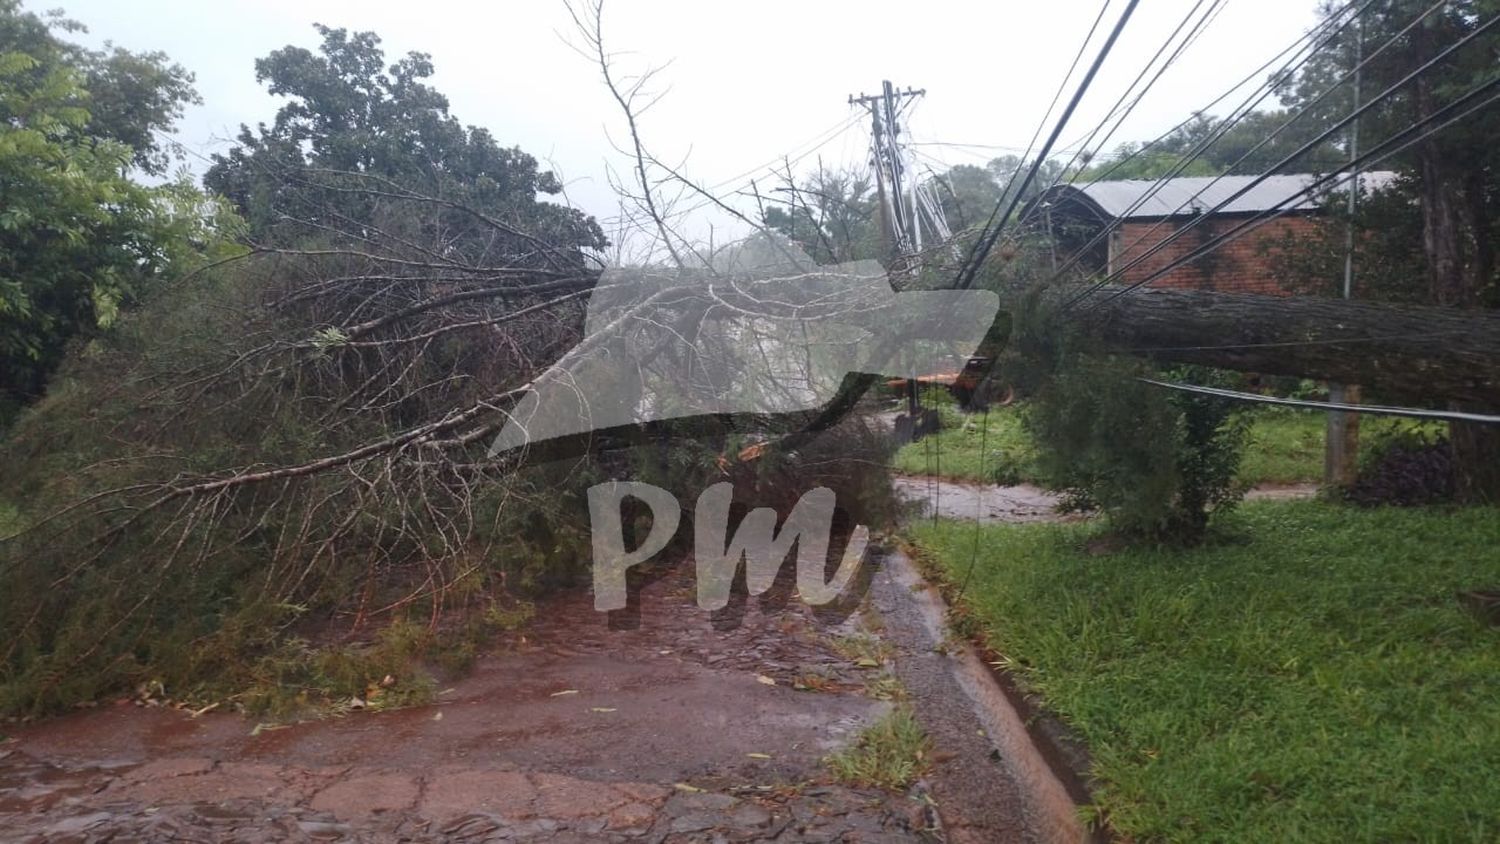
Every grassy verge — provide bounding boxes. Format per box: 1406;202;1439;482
889;400;1039;484
909;501;1500;841
891;402;1439;487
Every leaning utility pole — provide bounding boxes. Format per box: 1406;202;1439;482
849;80;954;277
850;81;945;443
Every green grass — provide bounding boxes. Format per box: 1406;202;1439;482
910;501;1500;842
891;402;1440;487
889;401;1039;484
1238;411;1444;486
827;706;931;790
1237;411;1327;485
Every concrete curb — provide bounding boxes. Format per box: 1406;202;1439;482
876;548;1091;844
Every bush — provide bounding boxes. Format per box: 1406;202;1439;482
1022;352;1248;543
1346;424;1455;507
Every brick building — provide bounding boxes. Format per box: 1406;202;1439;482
1030;173;1395;296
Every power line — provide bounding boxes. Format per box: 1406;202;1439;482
1067;0;1487;310
1009;0;1232;253
1045;0;1383;293
948;0;1119;275
1139;378;1500;425
1041;0;1226;204
954;0;1144;291
1129;330;1465;353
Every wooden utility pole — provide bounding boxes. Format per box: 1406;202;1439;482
851;81;938;442
849;81;925;273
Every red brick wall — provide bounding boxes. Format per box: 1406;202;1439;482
1109;216;1321;297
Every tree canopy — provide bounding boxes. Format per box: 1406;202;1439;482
205;24;605;262
0;0;223;422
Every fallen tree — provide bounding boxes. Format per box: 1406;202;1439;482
1063;285;1500;408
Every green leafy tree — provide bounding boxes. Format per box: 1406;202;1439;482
0;1;198;175
983;154;1066;205
1081;110;1344;182
762;166;880;264
931;163;1002;232
205;24;603;260
0;0;223;422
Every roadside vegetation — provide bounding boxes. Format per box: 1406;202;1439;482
0;6;897;718
910;501;1500;841
893;396;1439;488
826;706;931;791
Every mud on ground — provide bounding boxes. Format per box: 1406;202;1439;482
1;558;937;843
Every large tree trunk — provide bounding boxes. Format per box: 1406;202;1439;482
1062;286;1500;409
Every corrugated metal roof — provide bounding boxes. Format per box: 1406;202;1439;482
1052;171;1397;220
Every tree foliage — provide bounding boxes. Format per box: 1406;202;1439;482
204;24;604;258
1080;110;1345;182
0;16;897;716
761;166;880;264
0;0;226;423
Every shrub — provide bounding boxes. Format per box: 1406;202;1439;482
1346;424;1455;507
1014;318;1249;543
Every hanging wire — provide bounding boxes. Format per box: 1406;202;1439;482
1139;379;1500;425
954;0;1144;291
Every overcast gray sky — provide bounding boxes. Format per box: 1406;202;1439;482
60;0;1322;240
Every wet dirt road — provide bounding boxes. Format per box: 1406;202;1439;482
892;477;1077;525
1;560;935;843
0;472;1143;843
